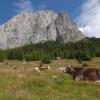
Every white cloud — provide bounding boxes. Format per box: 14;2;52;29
76;0;100;38
14;0;46;13
14;0;34;13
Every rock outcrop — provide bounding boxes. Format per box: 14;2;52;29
0;10;84;49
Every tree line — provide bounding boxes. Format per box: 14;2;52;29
0;37;100;62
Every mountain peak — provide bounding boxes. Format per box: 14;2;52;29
0;10;84;49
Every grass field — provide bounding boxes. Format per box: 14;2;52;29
0;58;100;100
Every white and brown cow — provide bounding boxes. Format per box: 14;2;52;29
64;65;100;82
33;65;50;72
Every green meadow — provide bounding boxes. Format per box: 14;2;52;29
0;58;100;100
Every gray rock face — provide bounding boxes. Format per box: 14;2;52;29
0;10;84;49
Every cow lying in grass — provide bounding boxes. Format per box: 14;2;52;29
33;65;50;72
64;65;100;82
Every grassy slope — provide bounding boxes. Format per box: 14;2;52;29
0;58;100;100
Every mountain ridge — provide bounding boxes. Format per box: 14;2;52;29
0;10;84;49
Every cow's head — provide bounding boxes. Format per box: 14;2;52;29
33;67;40;72
64;65;75;74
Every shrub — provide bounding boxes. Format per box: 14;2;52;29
76;52;92;61
0;55;4;62
82;63;88;67
25;54;33;61
96;49;100;57
42;58;51;64
0;52;5;62
76;57;82;63
82;55;92;61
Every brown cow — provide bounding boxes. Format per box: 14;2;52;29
64;65;100;82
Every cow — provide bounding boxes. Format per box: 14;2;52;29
64;65;100;82
33;65;50;72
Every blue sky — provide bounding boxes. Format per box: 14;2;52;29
0;0;100;37
0;0;84;25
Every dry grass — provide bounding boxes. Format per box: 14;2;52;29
0;58;100;100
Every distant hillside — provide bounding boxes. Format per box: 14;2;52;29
0;37;100;62
0;10;84;49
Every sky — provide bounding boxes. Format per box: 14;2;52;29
0;0;100;37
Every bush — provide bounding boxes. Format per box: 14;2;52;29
42;58;51;64
0;56;4;62
0;52;5;62
25;54;33;61
76;52;92;61
82;63;88;67
82;55;92;61
76;57;82;63
96;49;100;57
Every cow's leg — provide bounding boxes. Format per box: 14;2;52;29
75;76;84;81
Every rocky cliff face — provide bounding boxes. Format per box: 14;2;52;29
0;10;84;49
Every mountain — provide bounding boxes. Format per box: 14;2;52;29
0;10;84;49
